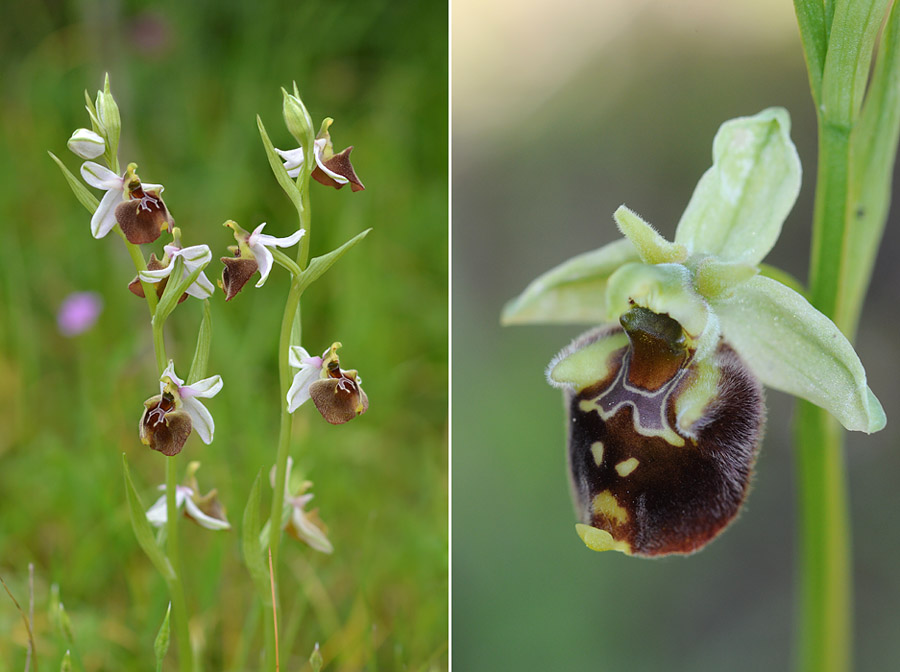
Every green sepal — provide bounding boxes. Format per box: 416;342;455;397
241;471;271;601
154;602;172;672
187;299;212;384
61;649;73;672
48;152;99;214
713;275;885;433
613;205;687;264
674;108;801;266
282;86;315;154
257;115;304;217
758;262;808;299
501;238;638;325
310;643;324;672
296;228;373;294
122;454;177;581
694;257;758;300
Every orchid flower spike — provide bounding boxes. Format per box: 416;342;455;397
219;220;304;299
140;360;223;456
270;457;333;553
274;117;365;192
81;162;172;243
146;461;230;530
287;342;368;424
502;108;885;558
137;232;215;300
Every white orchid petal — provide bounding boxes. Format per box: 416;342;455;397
183;497;231;530
139;266;175;283
275;146;305;170
183;397;215;444
143;182;164;194
161;360;183;387
91;188;122;239
257;228;305;249
252;244;275;287
145;494;169;527
313;142;349;184
286;165;302;179
80;162;122;190
292;509;333;553
178;245;212;270
181;374;223;399
286;365;319;412
185;272;215;299
289;346;312;369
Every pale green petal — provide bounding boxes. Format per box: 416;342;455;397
501;238;638;325
713;275;885;433
674;108;801;265
613;205;687;264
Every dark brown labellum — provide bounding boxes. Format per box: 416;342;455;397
219;255;259;301
309;376;369;424
140;392;192;456
558;309;764;557
312;147;365;192
115;189;172;244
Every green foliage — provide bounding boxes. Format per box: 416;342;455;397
0;0;447;669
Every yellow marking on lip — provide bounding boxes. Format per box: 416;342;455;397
592;490;628;525
575;524;631;554
590;441;604;466
615;457;639;477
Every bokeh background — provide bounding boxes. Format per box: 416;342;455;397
0;1;447;670
453;1;900;671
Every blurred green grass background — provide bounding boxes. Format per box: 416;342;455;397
0;1;447;670
453;1;900;670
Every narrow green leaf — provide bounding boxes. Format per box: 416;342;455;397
296;228;373;294
122;454;176;581
714;275;885;433
154;603;172;672
187;300;212;384
674;108;801;266
257;115;304;216
48;152;99;214
501;238;638;325
821;0;891;127
841;0;900;335
242;472;271;601
793;0;828;105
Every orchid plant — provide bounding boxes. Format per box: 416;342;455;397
50;76;372;672
504;1;900;669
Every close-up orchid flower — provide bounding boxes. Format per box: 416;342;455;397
219;220;304;300
138;240;215;301
275;117;365;192
80;161;172;243
286;342;368;424
503;108;885;557
269;457;333;553
146;462;230;531
140;360;223;456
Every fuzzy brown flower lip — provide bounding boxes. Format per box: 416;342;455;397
556;307;764;557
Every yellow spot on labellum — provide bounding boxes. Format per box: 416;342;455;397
575;524;631;554
615;457;639;477
592;490;628;525
590;441;604;465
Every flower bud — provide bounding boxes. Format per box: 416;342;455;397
96;73;121;158
283;86;315;150
67;128;105;159
551;307;764;556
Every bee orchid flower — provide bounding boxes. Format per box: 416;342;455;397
503;108;885;557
